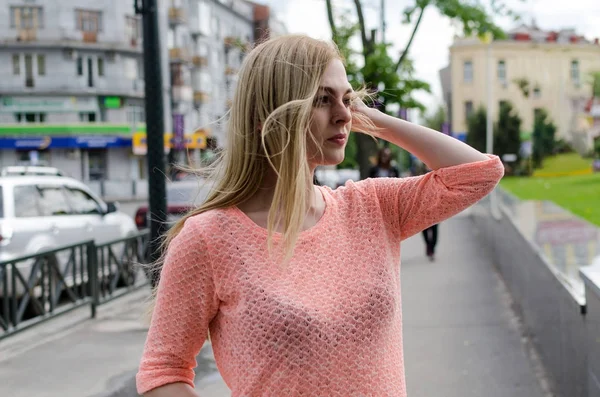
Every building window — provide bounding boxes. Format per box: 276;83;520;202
97;57;104;77
88;150;107;181
76;10;102;33
497;60;506;83
126;106;145;124
37;54;45;75
465;101;474;121
15;112;46;123
24;54;34;87
463;61;473;83
79;112;97;122
533;86;541;99
17;149;50;165
571;60;580;86
77;56;84;76
125;16;142;44
12;54;20;75
10;6;44;29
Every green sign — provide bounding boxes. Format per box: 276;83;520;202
103;96;122;109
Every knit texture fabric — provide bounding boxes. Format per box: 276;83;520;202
137;155;504;396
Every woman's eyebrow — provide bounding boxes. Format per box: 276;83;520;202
318;86;353;95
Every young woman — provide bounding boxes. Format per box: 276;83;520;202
136;34;504;397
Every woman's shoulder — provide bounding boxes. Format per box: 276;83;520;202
322;178;381;205
178;207;235;237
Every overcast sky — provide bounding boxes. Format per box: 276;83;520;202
262;0;600;119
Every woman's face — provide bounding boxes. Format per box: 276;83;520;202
307;59;353;169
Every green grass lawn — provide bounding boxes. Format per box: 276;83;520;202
532;152;592;176
500;173;600;226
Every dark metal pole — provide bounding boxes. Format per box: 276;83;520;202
135;0;167;288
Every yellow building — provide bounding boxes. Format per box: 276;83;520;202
440;25;600;146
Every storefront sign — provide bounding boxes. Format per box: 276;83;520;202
132;130;207;155
0;136;131;149
0;96;98;113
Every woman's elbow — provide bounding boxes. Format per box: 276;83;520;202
143;382;199;397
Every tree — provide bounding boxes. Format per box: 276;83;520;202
591;71;600;97
466;106;487;153
531;108;557;168
325;0;516;178
494;101;522;161
422;105;446;132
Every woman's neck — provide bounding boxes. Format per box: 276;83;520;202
238;170;320;214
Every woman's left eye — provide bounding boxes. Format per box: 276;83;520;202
343;97;352;106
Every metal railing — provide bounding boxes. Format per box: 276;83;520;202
0;230;150;340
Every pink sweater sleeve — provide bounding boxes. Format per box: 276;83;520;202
136;217;219;394
359;154;504;240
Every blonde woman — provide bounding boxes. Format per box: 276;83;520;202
136;35;504;397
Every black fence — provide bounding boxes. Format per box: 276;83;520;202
0;230;150;340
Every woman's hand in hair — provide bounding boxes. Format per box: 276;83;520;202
350;98;381;137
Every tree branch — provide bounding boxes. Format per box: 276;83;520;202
395;5;426;72
352;0;370;56
325;0;338;40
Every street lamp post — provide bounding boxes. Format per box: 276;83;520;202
135;0;167;287
482;32;500;218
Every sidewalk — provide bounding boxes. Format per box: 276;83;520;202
0;214;552;397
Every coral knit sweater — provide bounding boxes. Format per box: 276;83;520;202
137;155;504;396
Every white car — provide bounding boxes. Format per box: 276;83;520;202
0;175;138;297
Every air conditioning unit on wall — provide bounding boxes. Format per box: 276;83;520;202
106;51;117;62
63;48;78;60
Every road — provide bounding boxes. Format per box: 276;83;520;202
117;199;147;219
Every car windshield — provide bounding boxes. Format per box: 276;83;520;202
166;180;212;206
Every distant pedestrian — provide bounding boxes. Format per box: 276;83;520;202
413;163;439;261
422;223;439;261
369;147;400;178
136;34;504;397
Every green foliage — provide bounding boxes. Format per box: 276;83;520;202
494;101;522;160
326;0;521;177
531;108;557;168
591;72;600;97
422;105;446;131
339;133;359;169
554;138;574;154
466;106;487;152
594;138;600;157
404;0;510;39
513;77;530;98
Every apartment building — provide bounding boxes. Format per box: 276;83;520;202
440;24;600;149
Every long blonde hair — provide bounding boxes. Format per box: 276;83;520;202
153;35;373;288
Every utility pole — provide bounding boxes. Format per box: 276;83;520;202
135;0;167;287
380;0;386;44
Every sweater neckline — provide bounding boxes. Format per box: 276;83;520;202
229;185;333;240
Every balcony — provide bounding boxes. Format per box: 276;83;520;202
16;29;37;42
192;55;208;68
168;7;187;25
169;48;190;63
194;90;210;106
82;31;98;43
172;85;193;103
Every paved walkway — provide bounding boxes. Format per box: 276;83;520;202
0;215;551;397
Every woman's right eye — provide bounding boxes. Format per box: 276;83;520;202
314;96;329;106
